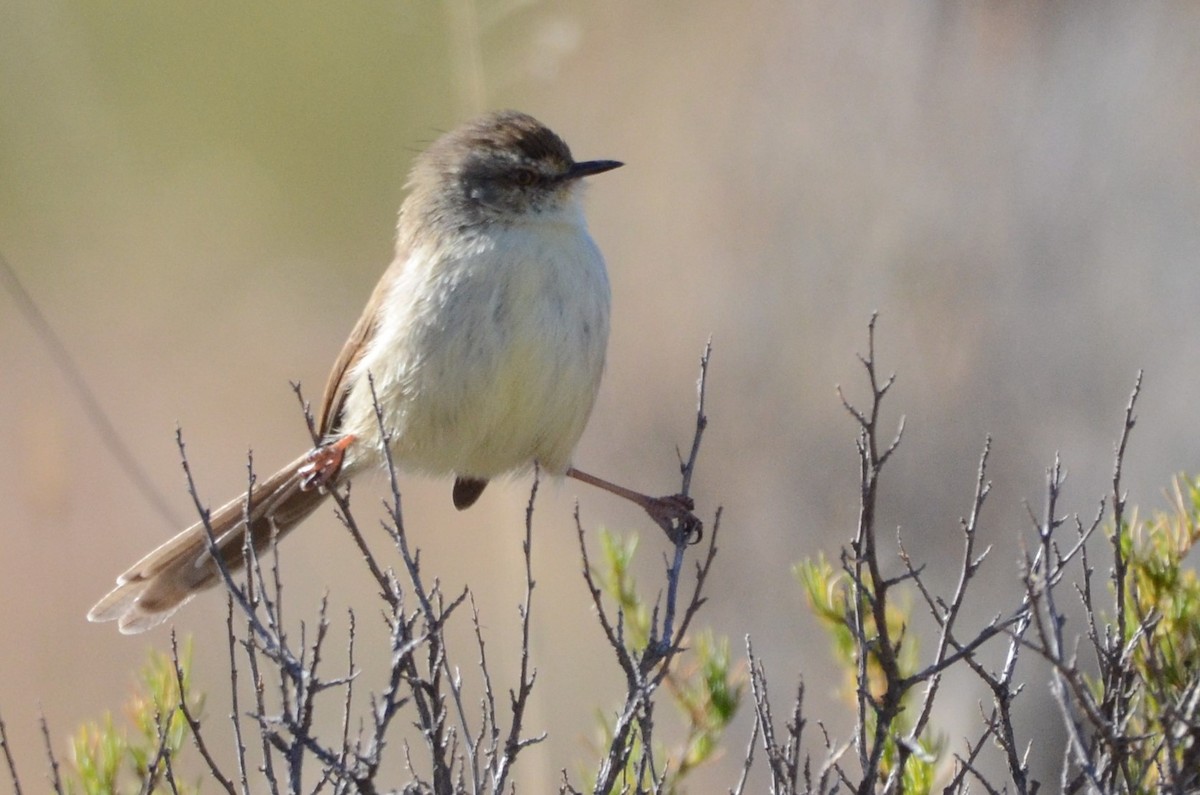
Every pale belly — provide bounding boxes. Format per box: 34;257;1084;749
338;222;611;479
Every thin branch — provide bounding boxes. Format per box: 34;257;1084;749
677;339;712;496
38;715;63;795
170;632;237;795
0;714;24;795
492;474;547;793
0;250;180;525
907;436;993;740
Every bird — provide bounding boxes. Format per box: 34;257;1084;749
89;110;696;634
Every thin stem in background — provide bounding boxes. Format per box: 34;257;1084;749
0;250;180;525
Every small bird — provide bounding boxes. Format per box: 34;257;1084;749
89;110;696;634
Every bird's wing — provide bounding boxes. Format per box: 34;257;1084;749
317;260;396;438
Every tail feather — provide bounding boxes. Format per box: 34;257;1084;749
88;451;329;634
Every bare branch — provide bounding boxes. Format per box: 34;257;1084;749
38;715;63;795
0;714;24;795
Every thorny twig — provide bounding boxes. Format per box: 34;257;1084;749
737;319;1162;795
566;344;721;794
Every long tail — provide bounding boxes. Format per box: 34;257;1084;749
88;451;329;634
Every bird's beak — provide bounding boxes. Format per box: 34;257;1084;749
565;159;624;180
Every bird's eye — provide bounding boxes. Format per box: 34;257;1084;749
513;169;538;187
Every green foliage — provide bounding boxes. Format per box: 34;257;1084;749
1095;475;1200;791
598;530;653;652
669;631;741;781
592;530;743;792
70;641;201;795
796;554;942;792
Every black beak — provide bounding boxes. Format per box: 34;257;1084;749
565;159;624;180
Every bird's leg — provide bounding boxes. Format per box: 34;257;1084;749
566;466;702;543
299;435;356;492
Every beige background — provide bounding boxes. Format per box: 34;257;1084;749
2;1;1199;789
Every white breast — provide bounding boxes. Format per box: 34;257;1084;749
340;205;611;479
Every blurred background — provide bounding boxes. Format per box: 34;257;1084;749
2;1;1199;789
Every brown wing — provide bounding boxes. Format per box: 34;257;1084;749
316;260;398;437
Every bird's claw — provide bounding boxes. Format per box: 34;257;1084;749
644;493;703;545
298;435;355;492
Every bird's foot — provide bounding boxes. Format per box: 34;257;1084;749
644;493;703;545
299;435;355;492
